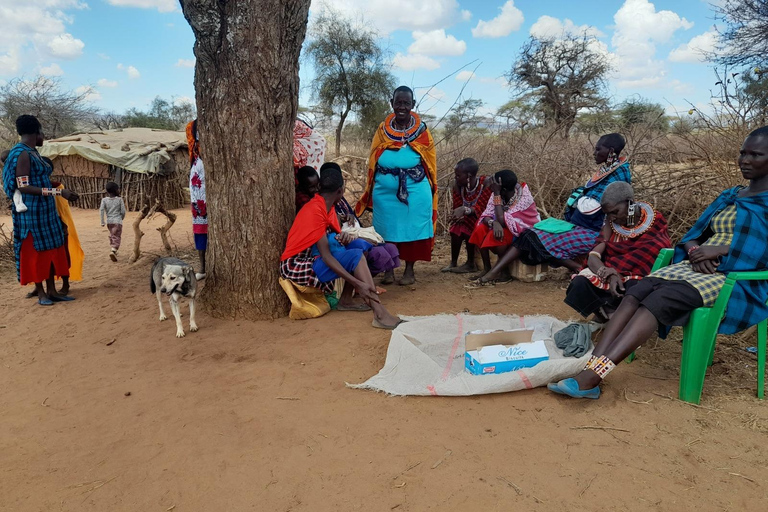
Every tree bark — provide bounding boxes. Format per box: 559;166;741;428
179;0;311;319
335;104;351;157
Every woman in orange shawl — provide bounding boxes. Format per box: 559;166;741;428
355;86;437;286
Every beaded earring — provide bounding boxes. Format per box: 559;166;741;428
626;201;636;226
607;149;617;166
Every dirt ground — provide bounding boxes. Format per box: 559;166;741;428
1;208;767;512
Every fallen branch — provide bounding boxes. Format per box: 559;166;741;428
570;426;630;433
497;477;523;496
392;461;421;480
431;450;452;470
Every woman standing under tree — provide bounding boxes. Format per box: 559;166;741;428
2;115;79;305
356;86;437;286
187;119;207;280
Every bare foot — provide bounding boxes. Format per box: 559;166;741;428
449;262;476;274
373;311;401;328
399;274;415;286
468;269;490;281
380;271;395;285
440;264;457;272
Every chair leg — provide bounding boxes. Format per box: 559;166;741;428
758;320;766;400
679;308;715;404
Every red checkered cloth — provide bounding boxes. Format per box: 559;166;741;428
449;177;492;238
279;248;335;294
600;210;671;278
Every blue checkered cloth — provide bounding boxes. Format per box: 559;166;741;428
2;143;65;281
583;161;632;201
671;186;768;335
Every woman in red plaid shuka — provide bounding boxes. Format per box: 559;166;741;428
564;182;671;323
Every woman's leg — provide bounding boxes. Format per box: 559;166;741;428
60;276;70;295
480;246;522;282
353;257;400;327
442;233;462;271
552;257;582;273
400;261;416;285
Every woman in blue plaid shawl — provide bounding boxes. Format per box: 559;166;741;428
549;127;768;399
2;115;80;306
475;133;631;284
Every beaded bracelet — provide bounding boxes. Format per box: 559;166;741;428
42;188;62;196
588;251;602;259
493;195;502;206
687;245;699;256
585;354;616;379
16;176;30;188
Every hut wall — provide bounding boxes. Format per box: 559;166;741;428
51;149;189;211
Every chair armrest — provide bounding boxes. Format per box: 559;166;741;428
650;248;675;272
726;270;768;282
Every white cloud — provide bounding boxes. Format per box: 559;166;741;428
46;33;85;59
392;52;440;71
40;63;64;76
456;70;475;81
97;78;118;88
0;1;88;75
127;65;140;79
471;1;524;38
309;0;462;34
75;85;101;102
612;0;694;88
97;53;111;60
461;10;472;21
105;0;178;13
175;58;195;68
668;29;718;63
530;15;604;39
408;30;466;57
117;63;124;70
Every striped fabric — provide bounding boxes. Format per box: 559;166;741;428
279;248;335;294
531;225;600;260
2;143;66;281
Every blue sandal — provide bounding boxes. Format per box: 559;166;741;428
50;295;75;302
547;378;601;399
38;298;54;306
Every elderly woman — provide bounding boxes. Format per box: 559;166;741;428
475;133;631;284
564;182;671;322
549;126;768;399
2;115;79;305
355;86;437;286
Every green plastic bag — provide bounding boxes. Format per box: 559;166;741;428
534;217;575;234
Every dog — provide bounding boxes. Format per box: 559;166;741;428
150;257;198;338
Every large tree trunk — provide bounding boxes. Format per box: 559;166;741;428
179;0;311;319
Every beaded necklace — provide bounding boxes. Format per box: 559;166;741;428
610;201;655;238
461;177;483;208
586;156;627;188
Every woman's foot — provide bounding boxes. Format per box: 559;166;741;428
399;273;415;286
59;285;70;296
372;311;402;329
479;271;512;285
110;248;117;262
449;262;477;274
547;378;601;399
469;269;490;281
380;270;395;285
337;300;372;312
440;263;457;272
26;291;37;299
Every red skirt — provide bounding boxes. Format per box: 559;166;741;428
469;222;514;249
395;239;432;262
19;235;69;285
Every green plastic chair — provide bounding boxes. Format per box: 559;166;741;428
628;248;767;404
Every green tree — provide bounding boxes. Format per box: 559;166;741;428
444;98;484;143
122;97;196;131
496;98;539;130
507;34;611;137
305;8;396;156
617;98;669;132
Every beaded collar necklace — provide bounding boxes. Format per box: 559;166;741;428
586;156;627;188
611;201;655;238
461;177;482;207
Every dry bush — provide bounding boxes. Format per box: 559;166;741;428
0;223;14;276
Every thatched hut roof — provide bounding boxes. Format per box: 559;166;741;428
40;127;188;175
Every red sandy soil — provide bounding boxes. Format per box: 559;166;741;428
1;208;767;511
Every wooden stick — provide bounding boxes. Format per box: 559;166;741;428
570;426;631;433
129;204;150;263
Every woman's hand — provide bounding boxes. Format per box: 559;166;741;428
354;281;381;304
488;176;502;196
492;220;504;241
336;231;356;246
62;190;79;202
484;217;494;228
607;274;625;298
688;245;727;264
452;206;466;221
597;266;619;281
692;259;719;275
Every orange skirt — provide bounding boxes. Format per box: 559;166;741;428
19;235;69;285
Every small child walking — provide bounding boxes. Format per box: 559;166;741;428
100;182;126;261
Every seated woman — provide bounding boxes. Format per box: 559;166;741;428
549;127;768;399
564;182;671;323
468;170;540;283
476;133;631;284
295;165;320;212
280;165;401;329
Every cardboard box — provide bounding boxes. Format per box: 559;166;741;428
464;328;550;375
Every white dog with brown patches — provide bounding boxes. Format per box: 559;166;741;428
150;257;198;337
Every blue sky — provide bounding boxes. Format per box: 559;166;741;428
0;0;723;122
